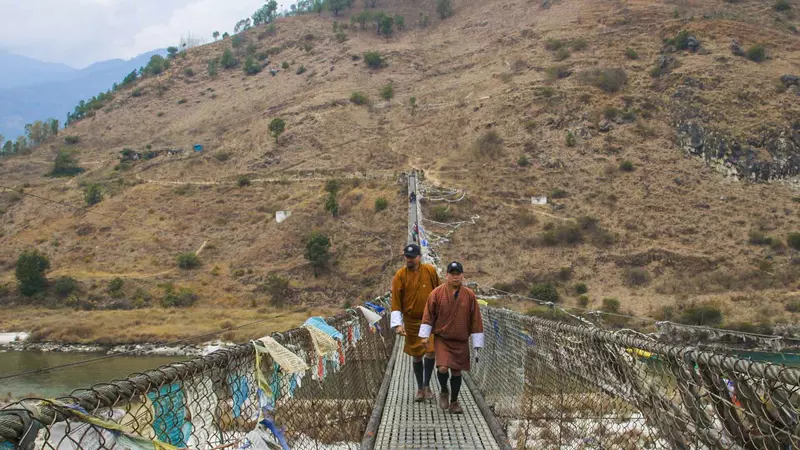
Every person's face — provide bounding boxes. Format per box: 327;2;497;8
405;255;420;268
446;271;463;287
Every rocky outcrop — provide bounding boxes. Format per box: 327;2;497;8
676;122;800;182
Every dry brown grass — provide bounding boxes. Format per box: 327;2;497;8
0;306;336;344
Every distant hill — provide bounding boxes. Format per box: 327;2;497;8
0;49;166;139
0;49;76;89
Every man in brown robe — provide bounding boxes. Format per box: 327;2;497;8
391;243;441;402
419;261;484;414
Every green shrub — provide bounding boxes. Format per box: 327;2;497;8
570;38;587;51
325;179;340;194
184;67;195;77
546;65;570;80
517;155;530;167
177;252;200;269
350;91;368;105
215;152;230;162
436;0;453;19
545;38;563;51
143;55;169;76
775;0;791;11
540;222;582;246
578;295;590;307
304;232;331;277
237;176;251;187
679;304;723;326
296;65;306;74
262;274;291;307
554;48;571;61
51;150;84;177
109;277;124;294
619;160;634;172
177;98;188;104
325;192;339;217
474;130;504;158
785;300;800;313
566;130;576;147
220;49;238;69
671;30;691;51
282;61;290;69
550;188;568;199
530;283;559;303
625;48;639;60
623;267;650;286
749;230;775;246
381;82;394;100
787;232;800;250
208;59;218;77
243;56;261;75
16;250;50;297
54;276;78;298
131;88;144;97
363;51;384;68
575;283;588;295
83;183;103;206
601;297;620;313
64;136;80;145
161;284;197;308
580;68;628;93
269;118;286;142
747;44;766;62
431;205;450;222
374;197;389;212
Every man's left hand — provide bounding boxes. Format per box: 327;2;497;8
420;337;429;346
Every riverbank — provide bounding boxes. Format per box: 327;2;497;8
0;334;237;356
0;305;339;352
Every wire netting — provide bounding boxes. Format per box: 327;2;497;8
0;299;394;450
470;307;800;449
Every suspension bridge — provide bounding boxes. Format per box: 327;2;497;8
2;171;800;449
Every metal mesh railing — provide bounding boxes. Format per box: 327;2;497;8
0;298;394;450
470;306;800;449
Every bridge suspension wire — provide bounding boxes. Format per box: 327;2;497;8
0;312;297;382
484;284;800;346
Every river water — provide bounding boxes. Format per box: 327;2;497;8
0;351;185;400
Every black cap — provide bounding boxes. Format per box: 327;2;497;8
447;261;463;274
403;244;421;257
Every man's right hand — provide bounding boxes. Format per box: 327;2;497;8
394;325;406;336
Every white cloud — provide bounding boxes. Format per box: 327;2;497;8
0;0;291;68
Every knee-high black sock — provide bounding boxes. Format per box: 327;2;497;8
423;358;435;387
412;361;424;389
450;375;462;403
437;370;450;393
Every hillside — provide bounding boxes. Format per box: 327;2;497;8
1;0;799;344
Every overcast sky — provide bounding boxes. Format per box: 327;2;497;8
0;0;292;68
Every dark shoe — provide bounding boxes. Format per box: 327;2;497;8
438;392;450;410
414;389;424;402
423;386;434;400
449;401;463;414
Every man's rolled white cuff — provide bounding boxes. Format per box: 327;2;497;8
471;332;485;348
390;311;403;328
419;324;432;338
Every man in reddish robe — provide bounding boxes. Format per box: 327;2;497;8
419;261;484;414
391;243;441;402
